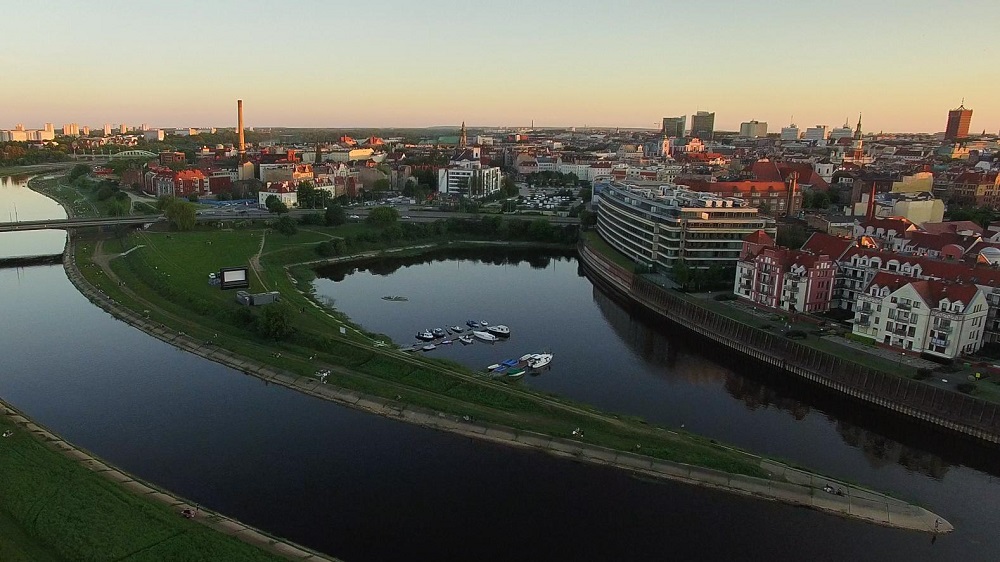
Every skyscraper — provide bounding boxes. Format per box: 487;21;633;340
691;111;715;140
945;103;972;140
661;116;685;137
739;120;767;138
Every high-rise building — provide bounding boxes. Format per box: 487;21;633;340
61;123;80;136
780;123;800;140
804;125;829;141
119;124;127;134
739;120;767;138
103;123;112;136
945;103;973;140
44;123;54;133
661;116;685;137
830;119;853;140
690;111;715;140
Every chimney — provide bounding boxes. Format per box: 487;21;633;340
237;99;246;160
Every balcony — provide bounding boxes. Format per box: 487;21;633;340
896;302;912;311
934;324;953;334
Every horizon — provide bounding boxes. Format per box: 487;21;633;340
1;0;998;133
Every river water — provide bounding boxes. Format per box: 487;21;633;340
1;174;997;561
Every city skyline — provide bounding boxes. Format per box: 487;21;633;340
1;0;998;132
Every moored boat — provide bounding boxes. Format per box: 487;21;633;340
416;330;435;341
432;327;446;338
487;325;510;337
422;344;437;351
506;367;526;379
473;331;497;342
466;320;480;327
458;335;474;345
449;325;463;333
527;353;553;370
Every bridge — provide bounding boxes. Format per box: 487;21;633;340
68;150;156;161
0;210;581;233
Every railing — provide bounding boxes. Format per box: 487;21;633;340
578;238;1000;444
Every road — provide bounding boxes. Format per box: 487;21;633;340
0;208;580;232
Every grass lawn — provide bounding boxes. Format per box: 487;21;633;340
581;230;635;270
80;224;777;480
0;416;281;561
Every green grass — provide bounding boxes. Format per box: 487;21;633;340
77;225;777;480
582;230;635;270
0;416;281;561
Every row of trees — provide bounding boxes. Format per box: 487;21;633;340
526;171;581;188
0;142;70;167
315;214;579;258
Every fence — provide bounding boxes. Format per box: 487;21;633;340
578;240;1000;443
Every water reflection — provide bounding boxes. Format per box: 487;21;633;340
315;246;576;281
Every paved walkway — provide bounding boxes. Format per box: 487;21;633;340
64;238;954;535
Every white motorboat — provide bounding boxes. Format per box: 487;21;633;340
527;353;553;370
458;335;474;345
416;330;435;341
486;325;510;337
473;331;497;343
422;344;437;351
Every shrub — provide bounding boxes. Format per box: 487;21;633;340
713;293;737;301
957;382;976;394
785;329;807;340
914;368;932;381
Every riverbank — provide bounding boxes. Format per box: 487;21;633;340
0;395;332;561
64;223;952;534
578;236;1000;445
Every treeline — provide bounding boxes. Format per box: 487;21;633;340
0;142;70;167
316;216;579;258
67;164;133;216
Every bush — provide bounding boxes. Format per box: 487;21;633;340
713;293;737;301
273;215;298;236
785;330;807;340
914;368;932;381
957;382;976;394
298;213;324;226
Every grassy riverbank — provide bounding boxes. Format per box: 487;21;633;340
0;414;282;561
77;223;774;479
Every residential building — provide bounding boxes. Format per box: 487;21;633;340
734;230;836;313
596;182;776;270
258;182;298;208
662;116;685;137
437;166;502;198
691;111;715;140
852;273;987;358
830;121;854;140
945;104;973;140
739;120;767;138
144;129;165;142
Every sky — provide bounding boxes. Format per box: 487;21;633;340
1;0;998;133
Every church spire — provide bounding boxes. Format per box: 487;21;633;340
854;113;863;140
459;121;467;148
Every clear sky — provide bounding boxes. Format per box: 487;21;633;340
1;0;998;132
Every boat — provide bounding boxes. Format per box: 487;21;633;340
501;358;519;368
416;330;435;341
480;320;489;327
422;344;437;351
381;295;408;301
491;365;508;375
473;331;497;342
486;363;501;371
449;325;463;333
506;367;526;379
458;335;474;345
487;325;510;337
441;340;453;345
466;320;480;327
432;327;446;338
527;353;553;370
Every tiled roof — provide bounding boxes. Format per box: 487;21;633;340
744;229;775;245
801;232;855;258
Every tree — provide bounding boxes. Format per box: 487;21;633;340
274;215;298;236
366;206;400;227
165;200;197;231
578;186;593;203
265;195;289;214
68;164;91;182
776;224;808;249
297;181;317;208
187;193;199;203
255;305;293;340
324;202;347;226
671;258;692;288
372;178;392;193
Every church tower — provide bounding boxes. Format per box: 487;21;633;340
459;121;467;148
851;114;864;162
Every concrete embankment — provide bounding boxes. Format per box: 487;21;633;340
0;253;63;268
61;238;953;534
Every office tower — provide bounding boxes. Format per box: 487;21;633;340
739;120;767;138
691;111;715;140
945;103;973;140
661;116;685;137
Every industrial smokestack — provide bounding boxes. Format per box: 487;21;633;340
237;99;246;160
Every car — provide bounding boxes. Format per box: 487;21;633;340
349;214;361;220
401;215;411;219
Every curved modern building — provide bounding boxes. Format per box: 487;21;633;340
597;182;776;270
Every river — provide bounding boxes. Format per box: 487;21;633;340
1;174;997;561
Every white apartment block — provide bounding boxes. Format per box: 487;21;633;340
852;273;988;358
